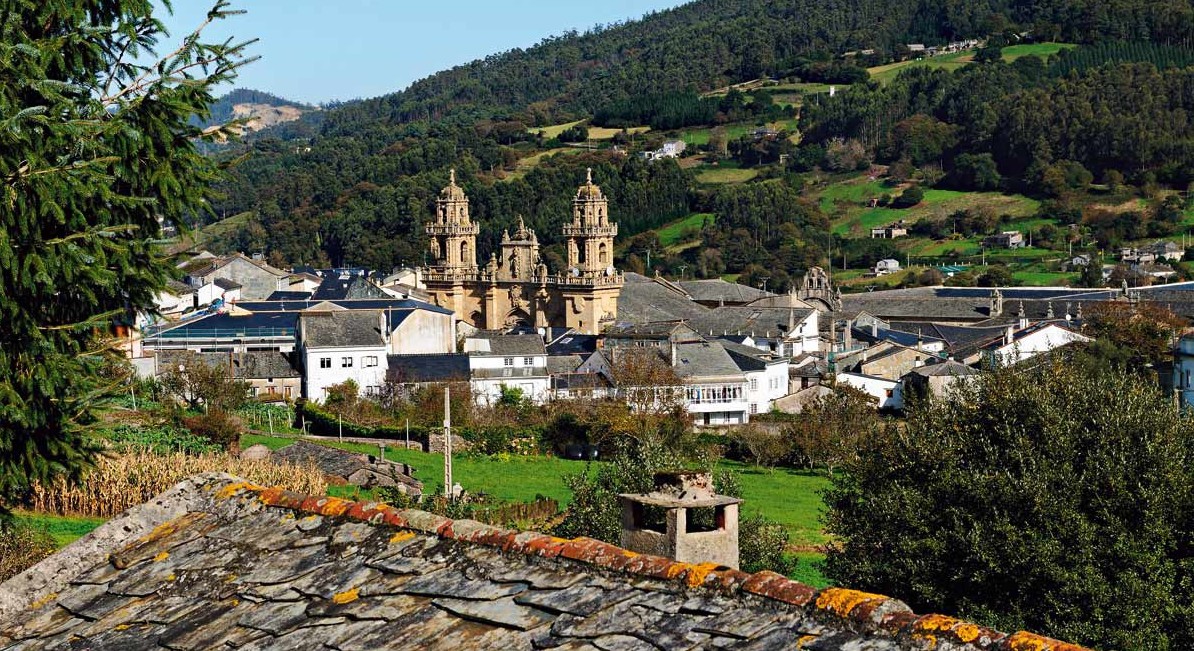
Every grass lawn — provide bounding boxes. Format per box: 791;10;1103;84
1002;42;1077;62
826;184;1040;238
868;50;974;85
656;213;715;247
696;167;758;185
791;551;829;588
529;120;585;139
588;125;650;140
14;511;106;547
241;434;833;548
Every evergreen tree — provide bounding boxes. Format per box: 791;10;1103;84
0;1;254;507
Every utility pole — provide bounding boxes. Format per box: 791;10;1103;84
443;387;453;501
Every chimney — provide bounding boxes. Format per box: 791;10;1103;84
844;320;853;350
619;471;742;569
1005;325;1014;346
870;321;879;338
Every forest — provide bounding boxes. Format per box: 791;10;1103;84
200;0;1194;285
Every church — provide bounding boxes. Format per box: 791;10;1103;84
422;169;623;335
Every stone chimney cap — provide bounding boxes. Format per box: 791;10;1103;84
618;470;742;508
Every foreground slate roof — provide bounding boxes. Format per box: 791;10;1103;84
0;474;1091;651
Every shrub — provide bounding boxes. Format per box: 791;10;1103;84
891;185;924;208
182;410;243;452
101;424;222;455
0;519;57;582
29;451;327;517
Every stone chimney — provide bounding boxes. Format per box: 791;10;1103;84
844;320;853;350
619;471;742;569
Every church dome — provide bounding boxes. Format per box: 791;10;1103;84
440;169;467;202
574;168;604;201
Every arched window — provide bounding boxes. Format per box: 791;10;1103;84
598;242;608;265
460;241;469;265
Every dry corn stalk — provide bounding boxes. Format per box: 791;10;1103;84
29;451;327;517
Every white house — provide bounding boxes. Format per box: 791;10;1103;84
385;303;457;355
722;341;790;416
1175;335;1194;410
672;340;750;426
836;372;903;411
195;278;242;308
463;334;550;406
688;306;820;358
984;322;1092;367
297;308;389;403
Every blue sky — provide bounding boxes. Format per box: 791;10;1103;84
158;1;688;105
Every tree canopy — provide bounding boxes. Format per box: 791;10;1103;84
823;363;1194;649
0;0;252;506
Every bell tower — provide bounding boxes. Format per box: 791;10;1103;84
564;168;617;277
426;169;478;271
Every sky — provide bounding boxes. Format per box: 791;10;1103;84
158;1;689;105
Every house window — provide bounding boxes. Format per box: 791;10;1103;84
749;403;758;414
523;357;534;366
319;357;331;369
885;389;894;398
504;357;514;367
749;379;758;391
363;356;378;368
342;357;353;368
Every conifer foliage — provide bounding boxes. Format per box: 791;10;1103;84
0;1;254;507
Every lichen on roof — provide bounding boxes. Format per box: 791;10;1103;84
0;474;1093;651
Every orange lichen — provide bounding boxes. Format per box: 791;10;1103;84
153;551;169;562
1004;632;1053;651
213;481;262;500
389;531;416;544
797;634;817;648
815;587;888;618
332;587;360;604
955;622;982;643
621;549;639;558
663;562;690;580
684;563;720;588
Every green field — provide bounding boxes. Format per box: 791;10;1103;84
868;50;974;84
823;180;1040;237
657;213;715;247
14;511;106;547
529;120;650;141
242;434;832;548
1002;42;1077;62
696;167;759;185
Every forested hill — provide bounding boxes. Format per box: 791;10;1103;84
324;0;1194;133
195;88;312;134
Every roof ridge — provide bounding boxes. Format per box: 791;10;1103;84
214;481;1091;651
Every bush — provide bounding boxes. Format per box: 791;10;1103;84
182;410;243;452
891;185;924;208
0;519;56;582
739;513;796;574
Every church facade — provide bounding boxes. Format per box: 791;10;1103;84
422;170;623;335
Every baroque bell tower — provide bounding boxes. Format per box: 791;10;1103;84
565;168;617;276
426;169;478;271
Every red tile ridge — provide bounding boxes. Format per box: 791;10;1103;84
222;481;1093;651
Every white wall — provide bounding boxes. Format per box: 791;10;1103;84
468;353;550;406
744;360;790;415
1176;338;1194;409
837;372;903;410
303;345;388;403
391;309;455;355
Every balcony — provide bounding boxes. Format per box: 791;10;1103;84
425;223;479;235
561;224;617;238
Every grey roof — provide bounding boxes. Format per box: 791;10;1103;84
547;355;584;375
156;350;299;379
0;473;1091;651
213;277;242;290
688;306;814;338
678;279;775;304
851;325;945;349
266;290;313;301
719;341;779;372
165;279;195;295
910;360;981;377
551;372;613;390
673;341;745;381
387;354;471;383
468;334;546;356
271;440;421;492
300;310;385;348
615;272;710;324
604;321;698;339
311;275;388;301
146;311;299;340
237;297;455;317
545;333;598;356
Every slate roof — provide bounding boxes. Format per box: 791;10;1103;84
720;341;780;372
311;275;388;301
236;298;455;317
909;360;980;377
213;278;243;290
616;272;710;324
271;441;421;492
688;306;814;338
0;474;1092;651
673;341;744;381
387;354;471;383
146;311;299;340
545;334;598;356
547;356;584;375
300;310;385;349
155;351;300;379
467;334;546;356
851;325;945;349
677;279;774;305
265;291;313;301
165;280;195;295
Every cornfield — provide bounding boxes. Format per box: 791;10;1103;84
30;451;328;517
